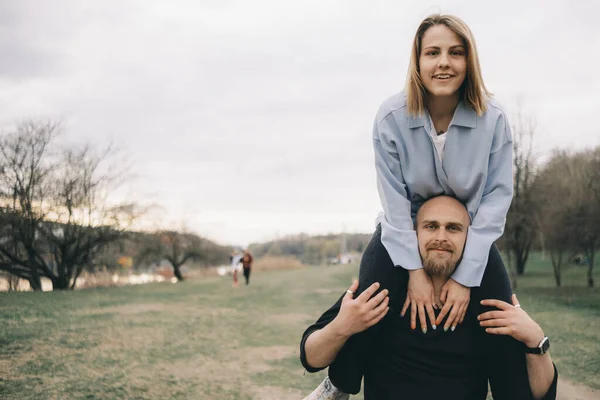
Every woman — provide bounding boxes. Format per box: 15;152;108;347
303;13;514;398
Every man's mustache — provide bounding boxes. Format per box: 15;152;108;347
426;241;455;252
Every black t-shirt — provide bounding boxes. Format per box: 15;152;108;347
300;294;558;400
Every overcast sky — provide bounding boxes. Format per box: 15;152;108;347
0;0;598;247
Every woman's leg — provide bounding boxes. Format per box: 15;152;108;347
470;244;513;315
327;224;408;394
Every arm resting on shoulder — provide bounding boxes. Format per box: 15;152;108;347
452;116;514;287
373;118;422;272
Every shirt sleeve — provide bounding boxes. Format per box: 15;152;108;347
373;118;423;272
299;293;344;373
487;334;558;400
451;114;514;287
299;292;366;395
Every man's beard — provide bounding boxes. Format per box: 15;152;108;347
422;241;458;278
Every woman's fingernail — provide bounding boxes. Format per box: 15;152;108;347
432;325;437;330
444;326;449;332
422;328;427;334
451;326;456;332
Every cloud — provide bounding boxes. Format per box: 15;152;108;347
0;0;598;244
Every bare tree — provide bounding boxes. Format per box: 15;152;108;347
504;109;538;277
138;230;204;281
535;152;578;286
0;120;137;290
536;148;600;287
0;120;58;290
568;148;600;287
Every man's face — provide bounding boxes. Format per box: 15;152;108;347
416;197;469;278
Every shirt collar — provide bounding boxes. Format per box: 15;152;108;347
408;101;477;130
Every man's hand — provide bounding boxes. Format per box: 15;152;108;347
478;294;545;348
435;278;471;332
401;269;436;333
330;280;390;338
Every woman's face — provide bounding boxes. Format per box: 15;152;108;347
418;24;467;99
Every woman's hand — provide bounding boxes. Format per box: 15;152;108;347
331;280;390;338
435;278;471;331
478;294;545;348
401;269;436;333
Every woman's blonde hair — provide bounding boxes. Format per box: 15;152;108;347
405;14;490;116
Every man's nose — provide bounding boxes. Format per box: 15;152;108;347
434;229;448;241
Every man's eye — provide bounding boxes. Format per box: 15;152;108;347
426;225;436;230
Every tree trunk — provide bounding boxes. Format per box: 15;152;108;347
550;251;562;287
51;275;71;290
27;275;43;291
7;274;20;291
70;266;84;290
173;264;185;282
587;253;595;288
516;260;525;276
553;266;561;287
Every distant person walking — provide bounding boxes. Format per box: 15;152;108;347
241;250;254;285
230;251;243;287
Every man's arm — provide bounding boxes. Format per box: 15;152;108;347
525;351;555;400
304;316;354;369
301;281;389;371
480;295;557;400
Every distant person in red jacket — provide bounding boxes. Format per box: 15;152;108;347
241;250;253;285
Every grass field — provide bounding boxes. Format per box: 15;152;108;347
1;253;599;399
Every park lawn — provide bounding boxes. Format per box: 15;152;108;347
0;254;598;399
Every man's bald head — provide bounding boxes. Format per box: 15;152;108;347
416;196;470;278
416;196;470;227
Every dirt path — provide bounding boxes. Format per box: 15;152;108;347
558;378;598;400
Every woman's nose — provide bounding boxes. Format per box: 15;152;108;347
438;53;450;68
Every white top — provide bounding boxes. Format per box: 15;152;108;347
427;113;447;162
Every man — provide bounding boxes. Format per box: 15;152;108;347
300;196;557;400
241;250;253;285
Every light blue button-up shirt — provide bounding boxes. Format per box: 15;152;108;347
373;91;513;287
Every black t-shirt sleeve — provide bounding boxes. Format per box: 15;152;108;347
299;293;345;372
487;334;558;400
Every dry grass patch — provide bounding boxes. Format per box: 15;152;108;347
78;303;170;316
254;256;304;272
266;313;315;326
236;345;297;362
